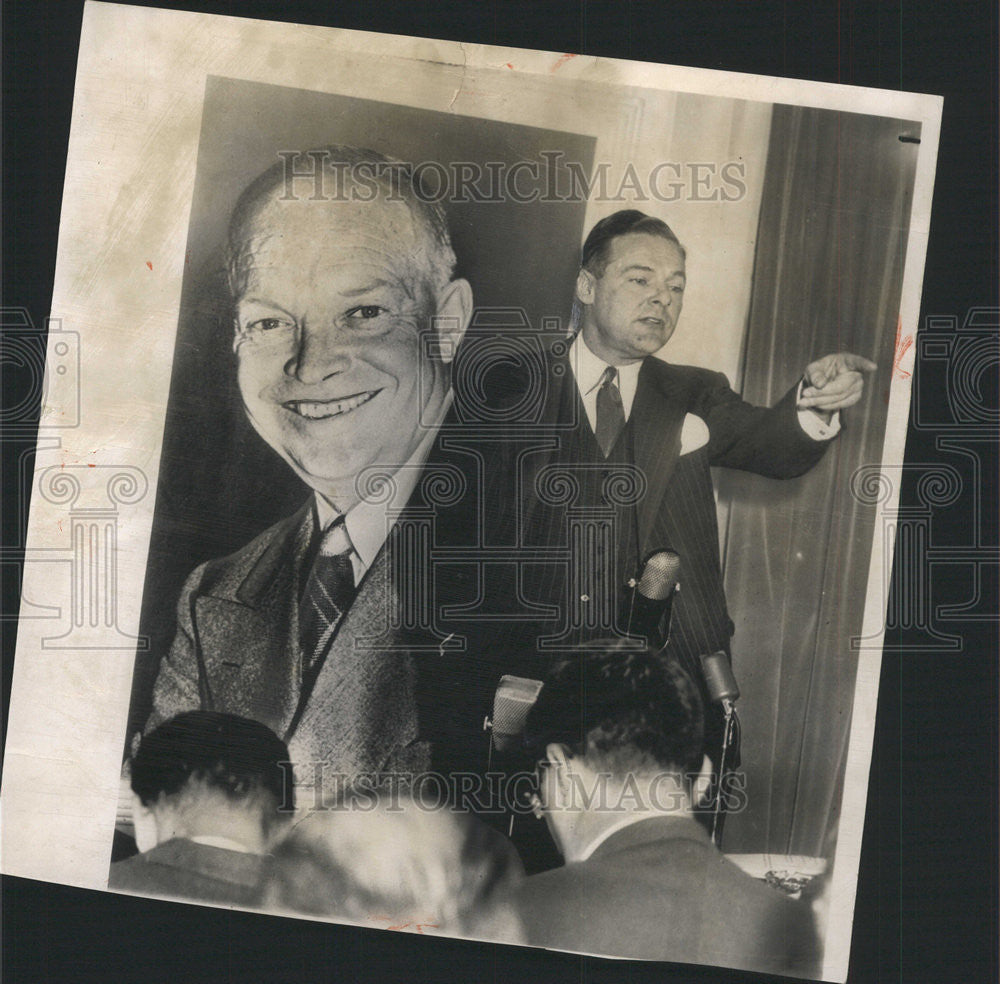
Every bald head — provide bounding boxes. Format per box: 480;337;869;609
227;145;458;308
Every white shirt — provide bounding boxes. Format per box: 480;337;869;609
568;331;839;441
569;332;642;430
576;813;673;862
314;391;454;583
188;834;256;854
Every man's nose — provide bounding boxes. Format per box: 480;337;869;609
284;322;350;383
650;284;673;308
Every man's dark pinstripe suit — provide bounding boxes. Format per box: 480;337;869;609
500;350;833;719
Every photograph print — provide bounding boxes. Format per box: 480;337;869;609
1;7;942;982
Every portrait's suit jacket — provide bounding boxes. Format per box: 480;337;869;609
149;418;508;780
512;354;831;680
108;838;269;907
514;815;819;975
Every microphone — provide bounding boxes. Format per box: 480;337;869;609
484;675;544;754
699;650;741;847
627;549;681;650
699;650;740;706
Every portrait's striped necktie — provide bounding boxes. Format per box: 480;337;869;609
299;516;357;678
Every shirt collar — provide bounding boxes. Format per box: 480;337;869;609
314;390;453;572
188;834;257;855
577;812;701;861
568;332;644;419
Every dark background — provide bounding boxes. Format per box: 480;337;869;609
3;2;996;983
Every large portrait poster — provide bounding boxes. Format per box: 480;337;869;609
2;3;993;983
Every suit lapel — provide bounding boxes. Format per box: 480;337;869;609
631;359;687;553
196;502;314;739
287;544;423;776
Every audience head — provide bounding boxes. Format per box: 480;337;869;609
263;786;524;942
129;711;293;854
524;641;709;861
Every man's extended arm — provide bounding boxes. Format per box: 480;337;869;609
697;351;876;477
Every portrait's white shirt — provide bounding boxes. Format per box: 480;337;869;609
568;331;839;443
314;390;454;583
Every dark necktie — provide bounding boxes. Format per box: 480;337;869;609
299;517;357;678
595;365;626;457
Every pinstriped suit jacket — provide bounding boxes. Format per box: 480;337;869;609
512;354;831;682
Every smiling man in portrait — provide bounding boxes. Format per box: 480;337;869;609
148;146;475;779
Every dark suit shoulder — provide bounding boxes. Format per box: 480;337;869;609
643;358;734;404
109;839;267;906
184;501;312;601
514;831;818;973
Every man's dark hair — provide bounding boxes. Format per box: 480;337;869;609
581;209;685;276
524;642;704;777
130;711;292;813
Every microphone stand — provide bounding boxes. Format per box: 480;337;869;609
710;697;740;847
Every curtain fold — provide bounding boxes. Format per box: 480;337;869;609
719;105;919;856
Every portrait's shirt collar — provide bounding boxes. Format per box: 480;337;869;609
314;390;453;580
569;331;642;428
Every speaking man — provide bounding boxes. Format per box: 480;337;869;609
148;147;478;779
517;645;819;974
513;209;876;749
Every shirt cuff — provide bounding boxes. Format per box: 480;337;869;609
795;381;841;441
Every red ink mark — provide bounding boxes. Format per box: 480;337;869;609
146;261;153;271
892;316;913;380
551;52;576;73
87;463;95;467
369;914;439;934
505;62;513;69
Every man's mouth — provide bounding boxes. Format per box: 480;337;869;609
639;317;666;327
284;389;381;420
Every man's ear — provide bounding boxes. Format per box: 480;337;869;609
432;278;473;365
545;742;576;797
131;793;158;854
545;742;571;771
692;753;713;808
575;268;596;305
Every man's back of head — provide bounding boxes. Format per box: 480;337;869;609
518;643;818;974
525;642;707;854
128;710;293;855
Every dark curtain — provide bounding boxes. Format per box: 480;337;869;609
718;106;920;856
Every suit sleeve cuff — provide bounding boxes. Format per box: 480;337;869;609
795;381;841;441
